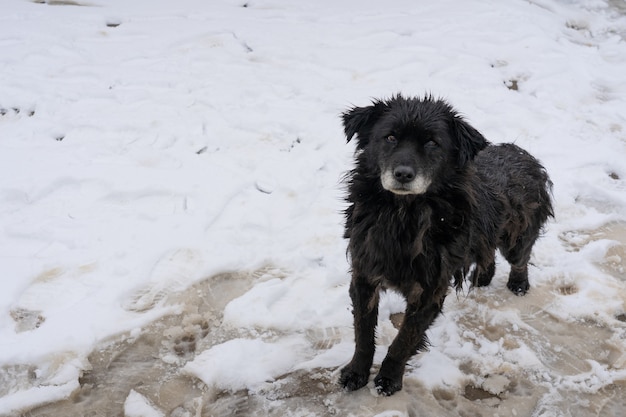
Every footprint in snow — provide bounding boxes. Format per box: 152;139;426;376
123;248;203;312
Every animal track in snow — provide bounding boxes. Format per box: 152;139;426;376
0;106;35;118
10;308;45;333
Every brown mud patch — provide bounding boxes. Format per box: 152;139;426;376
14;257;626;416
19;269;264;417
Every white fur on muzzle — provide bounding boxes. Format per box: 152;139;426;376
381;170;431;195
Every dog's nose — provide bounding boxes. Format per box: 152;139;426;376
393;166;415;183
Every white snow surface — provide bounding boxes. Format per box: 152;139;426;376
124;390;165;417
1;0;625;415
183;336;305;392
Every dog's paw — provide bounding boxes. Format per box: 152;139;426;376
475;262;496;287
339;366;369;392
507;280;529;296
374;374;402;396
507;267;530;296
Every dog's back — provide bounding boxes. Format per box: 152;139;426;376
471;143;554;293
475;144;553;223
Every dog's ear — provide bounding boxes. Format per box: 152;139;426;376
451;116;489;167
342;102;385;150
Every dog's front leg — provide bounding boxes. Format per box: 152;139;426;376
339;274;379;391
374;295;443;396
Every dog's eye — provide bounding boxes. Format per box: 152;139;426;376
386;135;397;144
425;140;439;149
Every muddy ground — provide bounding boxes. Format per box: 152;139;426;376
16;221;626;417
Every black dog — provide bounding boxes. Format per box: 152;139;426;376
339;94;553;396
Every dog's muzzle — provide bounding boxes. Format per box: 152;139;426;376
381;166;431;195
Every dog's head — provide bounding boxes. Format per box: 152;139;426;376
342;94;489;195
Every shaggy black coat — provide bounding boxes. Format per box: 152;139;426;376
339;95;553;396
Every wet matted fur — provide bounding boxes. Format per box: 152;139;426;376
339;94;553;396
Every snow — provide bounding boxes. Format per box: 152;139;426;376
183;336;305;392
124;390;165;417
1;0;626;415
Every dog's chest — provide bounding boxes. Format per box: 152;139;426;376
350;203;431;271
348;199;465;279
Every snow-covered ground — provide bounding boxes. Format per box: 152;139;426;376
1;0;625;415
